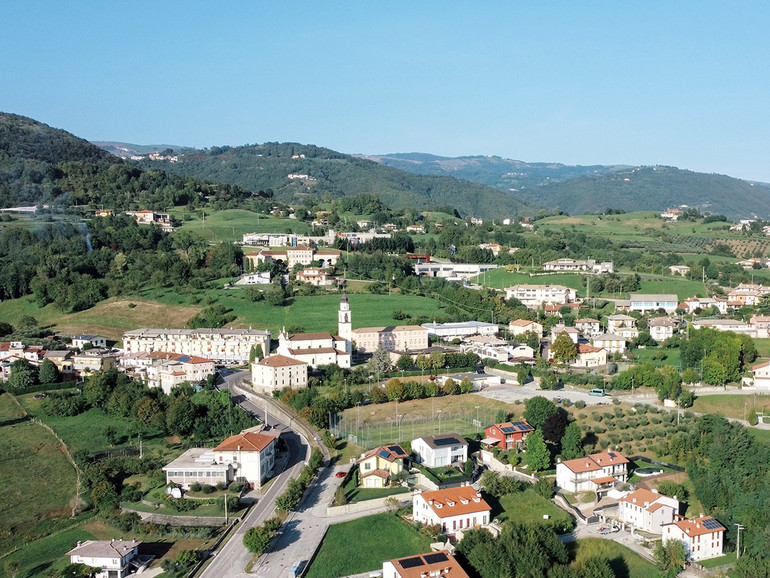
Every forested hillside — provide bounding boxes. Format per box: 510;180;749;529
0;113;254;210
136;143;532;219
361;152;628;191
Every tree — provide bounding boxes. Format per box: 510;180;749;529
385;378;405;402
243;525;273;555
579;556;615;578
90;481;119;511
166;396;197;436
551;332;577;363
84;369;116;408
0;321;13;337
681;367;700;384
520;330;540;351
369;346;391;380
540;371;558;390
38;358;59;384
18;315;38;329
5;359;38;392
525;430;550;472
541;409;568;445
442;378;460;395
654;539;685;572
523;396;558;430
429;351;446;371
560;422;583;460
396;354;414;372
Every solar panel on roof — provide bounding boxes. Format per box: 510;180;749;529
399;557;424;569
379;449;390;459
500;426;516;433
702;519;721;530
512;421;529;430
388;445;402;453
433;437;460;446
423;552;448;564
608;452;616;458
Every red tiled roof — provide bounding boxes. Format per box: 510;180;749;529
671;516;725;537
361;468;390;479
362;444;408;462
215;431;275;452
419;486;491;519
258;355;307;367
287;332;334;341
577;344;603;354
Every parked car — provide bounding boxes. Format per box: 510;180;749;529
589;388;606;397
599;524;619;534
335;471;347;478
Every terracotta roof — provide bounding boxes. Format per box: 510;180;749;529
362;444;408;462
287;332;334;341
258;354;307;367
577;344;603;354
287;347;348;356
0;343;9;352
215;431;275;452
388;552;470;578
591;476;617;485
619;488;660;506
752;360;770;370
560;450;628;474
510;319;539;327
361;468;390;479
418;486;491;519
670;516;725;537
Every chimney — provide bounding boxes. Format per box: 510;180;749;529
77;541;82;547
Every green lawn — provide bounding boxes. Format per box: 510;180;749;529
0;525;96;578
570;538;664;578
691;394;770;422
475;269;586;292
341;475;410;503
637;277;707;300
174;209;311;243
630;347;682;369
0;394;79;559
699;550;737;569
496;489;573;531
753;339;770;357
305;513;431;578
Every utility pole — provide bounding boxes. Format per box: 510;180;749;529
735;523;745;559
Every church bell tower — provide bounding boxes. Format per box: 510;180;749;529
338;292;352;351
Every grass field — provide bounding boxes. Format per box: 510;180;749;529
637;277;708;300
691;394;770;422
569;538;664;578
630;347;682;369
496;489;573;530
0;394;78;559
305;513;431;578
174;209;311;243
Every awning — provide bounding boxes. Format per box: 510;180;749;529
480;437;500;445
591;476;617;485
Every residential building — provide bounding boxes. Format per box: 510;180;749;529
508;319;543;338
551;325;580;344
141;352;215;393
357;444;409;488
233;271;272;285
572;344;607;368
662;516;725;561
43;350;74;376
71;334;108;349
669;265;691;276
750;315;770;338
592;333;627;354
406;224;425;234
648;317;677;342
213;431;276;489
276;330;351;368
246;246;341;269
542;258;613;273
617;488;680;534
411;433;468;467
383;552;470;578
67;539;142;578
691;318;756;337
682;296;728;315
575;318;601;337
482;421;534;450
162;447;231;489
504;284;577;309
555;451;629;493
746;360;770;390
413;485;491;534
629;294;679;315
478;242;502;256
607;314;638;338
122;328;271;365
252;354;308;393
726;283;770;307
71;349;118;379
660;208;683;220
351;325;428;354
295;267;335;286
415;261;498;281
421;321;499;340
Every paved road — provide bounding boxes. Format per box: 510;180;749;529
199;373;309;578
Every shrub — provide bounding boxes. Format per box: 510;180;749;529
215;482;228;491
621;433;632;442
574;400;586;409
201;484;216;494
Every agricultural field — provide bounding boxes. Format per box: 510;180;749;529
690;394;770;422
0;394;79;562
305;513;431;578
173;208;311;243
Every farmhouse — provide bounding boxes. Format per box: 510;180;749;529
413;485;491;534
411;433;468;467
662;516;725;561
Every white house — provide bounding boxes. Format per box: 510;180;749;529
71;334;108;349
617;488;680;533
662;516;725;561
421;321;499;340
575;318;602;337
504;284;577;309
276;330;351;368
550;325;580;344
415;261;498;281
592;333;627;354
648;317;677;342
629;293;679;315
252;354;308;393
691;318;757;337
67;539;142;578
383;552;470;578
556;451;629;493
508;319;543;338
606;314;639;339
572;344;607;368
669;265;691;276
746;359;770;390
413;485;491;535
543;258;613;273
162;447;232;489
411;433;468;467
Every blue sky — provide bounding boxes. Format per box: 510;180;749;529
2;2;769;181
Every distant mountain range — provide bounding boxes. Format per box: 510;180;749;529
363;153;770;220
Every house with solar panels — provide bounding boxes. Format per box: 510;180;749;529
662;516;725;561
357;444;409;488
383;551;470;578
411;433;468;468
555;450;629;494
482;420;534;451
413;485;491;535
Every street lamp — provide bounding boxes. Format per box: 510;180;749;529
437;409;443;434
735;524;745;559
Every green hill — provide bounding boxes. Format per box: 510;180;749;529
136;142;533;219
513;166;770;219
0;113;248;209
